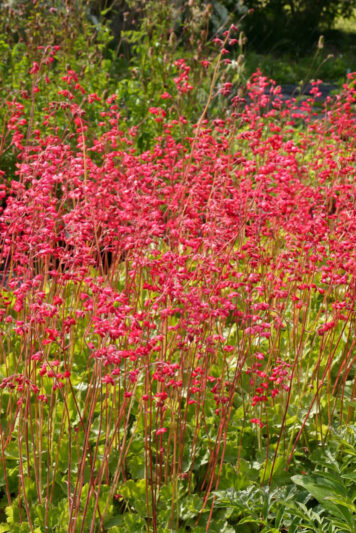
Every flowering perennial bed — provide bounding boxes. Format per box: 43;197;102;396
0;66;355;531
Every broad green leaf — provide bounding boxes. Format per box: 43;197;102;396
291;474;354;525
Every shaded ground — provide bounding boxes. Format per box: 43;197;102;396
278;82;339;101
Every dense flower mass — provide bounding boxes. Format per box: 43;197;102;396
0;66;355;531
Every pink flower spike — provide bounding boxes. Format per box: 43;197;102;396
156;427;168;435
251;418;263;428
30;62;40;75
102;375;115;386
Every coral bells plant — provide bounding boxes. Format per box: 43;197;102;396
0;52;355;531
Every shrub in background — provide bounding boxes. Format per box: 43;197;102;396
242;0;355;52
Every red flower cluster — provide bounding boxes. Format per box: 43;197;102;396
0;67;354;510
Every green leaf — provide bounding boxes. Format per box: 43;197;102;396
260;456;288;485
118;479;148;518
291;474;354;526
326;496;356;514
237;516;260;525
179;494;204;520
